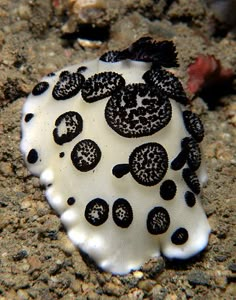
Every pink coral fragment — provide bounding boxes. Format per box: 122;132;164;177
187;55;234;94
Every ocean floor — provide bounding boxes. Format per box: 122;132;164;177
0;0;235;299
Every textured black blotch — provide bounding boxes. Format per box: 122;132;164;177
129;142;168;186
183;111;204;142
143;68;188;105
182;137;201;171
71;139;101;172
105;83;172;138
82;72;125;103
171;227;189;245
32;81;49;96
52;71;85;100
112;198;133;228
160;180;177;200
27;149;38;164
53;111;83;145
99;50;123;62
147;206;170;235
182;168;200;194
85;198;109;226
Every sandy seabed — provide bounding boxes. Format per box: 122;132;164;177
0;1;235;299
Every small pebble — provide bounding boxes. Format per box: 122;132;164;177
27;256;42;270
0;161;13;176
141;257;165;278
12;249;28;261
138;279;156;292
228;263;236;273
133;270;144;279
17;289;29;300
187;270;210;286
103;282;125;297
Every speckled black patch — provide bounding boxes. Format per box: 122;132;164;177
85;198;109;226
67;197;76;206
24;113;34;122
105;83;172;138
129;143;168;186
185;191;196;207
112;198;133;228
27;149;38;164
143;68;188;105
182;168;200;194
183;111;204;142
99;50;123;62
181;137;201;171
52;70;85;100
81;72;126;103
32;81;49;96
53;111;83;145
71;139;101;172
112;164;130;178
160;180;177;200
171;227;189;245
147;206;170;235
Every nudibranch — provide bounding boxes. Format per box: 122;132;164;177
20;37;211;275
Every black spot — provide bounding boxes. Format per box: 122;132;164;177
59;152;65;158
82;72;125;103
129;143;168;186
143;68;188;105
52;70;85;100
112;198;133;228
67;197;76;206
27;149;38;164
77;66;87;73
160;180;177;200
85;198;109;226
147;206;170;235
183;111;204;142
185;191;196;207
32;81;49;96
112;164;130;178
47;72;56;77
24;113;34;122
71;139;101;172
53;111;83;145
171;227;189;245
181;137;201;171
105;83;172;138
182;168;200;194
171;148;188;171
